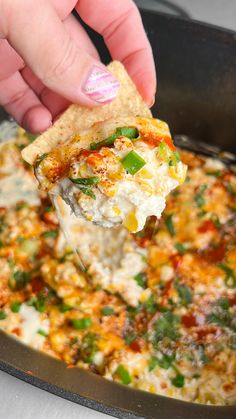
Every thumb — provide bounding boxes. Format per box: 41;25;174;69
3;0;119;106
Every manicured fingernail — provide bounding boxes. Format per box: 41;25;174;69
82;66;120;104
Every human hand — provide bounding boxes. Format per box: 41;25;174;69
0;0;156;133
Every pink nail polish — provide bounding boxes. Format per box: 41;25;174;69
82;66;120;104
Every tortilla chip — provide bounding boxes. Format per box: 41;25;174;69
22;61;151;164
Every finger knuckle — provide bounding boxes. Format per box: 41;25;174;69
41;37;78;83
2;86;29;107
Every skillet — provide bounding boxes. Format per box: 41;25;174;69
0;9;236;419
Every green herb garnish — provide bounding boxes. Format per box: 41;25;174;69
9;270;30;291
134;272;147;288
206;170;222;177
217;263;236;288
71;317;92;330
37;329;48;337
116;365;132;385
145;294;157;314
174;242;187;255
90;127;139;150
43;230;58;239
194;184;207;208
215;297;230;310
70;176;100;186
169;151;180;166
101;306;114;316
10;301;22;313
60;303;73;313
176;283;192;306
121;150;146;175
171;373;185;388
35;153;48;168
153;312;180;343
0;310;7;320
165;214;175;236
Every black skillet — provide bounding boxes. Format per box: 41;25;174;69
0;9;236;419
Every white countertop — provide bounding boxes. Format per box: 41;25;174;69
1;1;236;418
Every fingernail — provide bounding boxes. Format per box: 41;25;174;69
82;66;120;104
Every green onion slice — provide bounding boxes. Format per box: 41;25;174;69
69;176;100;186
71;317;92;329
121;150;146;175
116;365;132;385
35;153;48;168
90;127;139;150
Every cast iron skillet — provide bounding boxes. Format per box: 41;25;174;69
0;9;236;419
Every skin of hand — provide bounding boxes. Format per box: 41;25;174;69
0;0;156;133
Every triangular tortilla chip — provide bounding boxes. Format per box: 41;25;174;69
22;61;151;164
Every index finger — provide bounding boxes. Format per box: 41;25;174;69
76;0;156;106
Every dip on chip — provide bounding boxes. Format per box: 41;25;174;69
22;62;187;232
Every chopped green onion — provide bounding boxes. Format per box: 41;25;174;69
116;365;132;385
35;153;48;168
9;270;30;291
90;133;119;150
145;294;157;314
215;298;230;310
10;301;22;313
165;214;175;236
217;263;236;288
211;213;221;228
169;151;180;166
90;127;139;150
124;333;136;345
37;329;48;337
69;176;100;186
101;306;114;316
121;150;146;175
134;272;147;288
71;317;92;330
43;230;58;239
116;127;139;139
79;187;96;200
157;142;172;162
44;206;54;213
148;356;159;371
194;184;207;208
176;283;192;306
0;310;7;320
230;335;236;350
174;242;187;255
207;313;226;326
171;373;185;388
69;337;79;347
226;182;235;195
206;170;222;177
60;303;73;313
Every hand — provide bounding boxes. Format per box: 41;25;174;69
0;0;156;133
